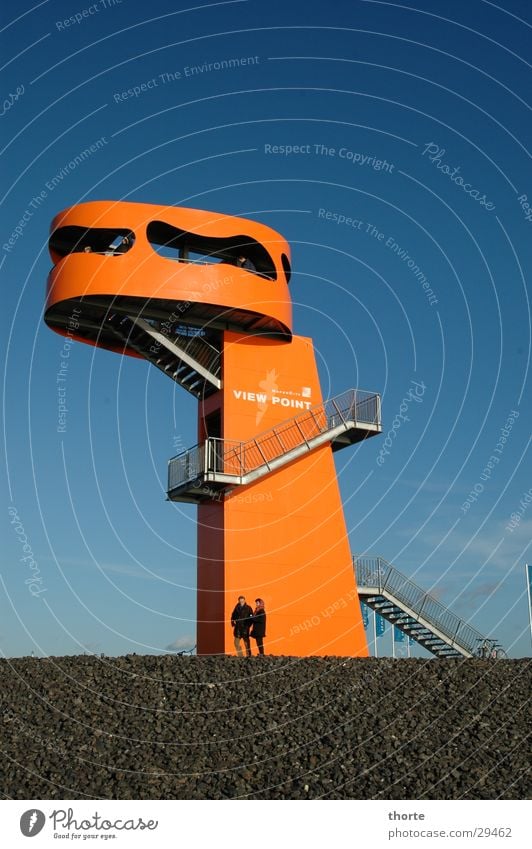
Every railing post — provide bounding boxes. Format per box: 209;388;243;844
273;428;286;454
348;390;357;424
294;418;310;448
205;439;213;474
452;619;462;649
254;439;271;471
331;399;347;428
214;438;222;474
418;593;429;619
378;557;388;592
308;406;327;435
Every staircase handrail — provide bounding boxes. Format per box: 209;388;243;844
354;555;500;657
168;388;381;487
169;331;221;376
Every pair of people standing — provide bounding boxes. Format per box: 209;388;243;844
231;596;266;656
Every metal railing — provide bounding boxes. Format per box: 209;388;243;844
109;315;221;379
168;330;221;377
168;388;381;492
168;444;205;492
153;256;276;280
355;555;494;657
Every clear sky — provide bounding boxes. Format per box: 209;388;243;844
2;0;531;658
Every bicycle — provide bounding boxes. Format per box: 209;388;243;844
169;645;197;657
475;638;507;659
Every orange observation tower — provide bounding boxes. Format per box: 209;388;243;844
45;201;382;657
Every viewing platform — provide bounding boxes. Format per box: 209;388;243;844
44;201;293;354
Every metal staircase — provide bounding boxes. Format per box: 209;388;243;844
167;388;382;502
355;555;505;658
108;314;221;398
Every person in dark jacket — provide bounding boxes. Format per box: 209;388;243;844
250;598;267;655
235;254;257;273
231;595;253;657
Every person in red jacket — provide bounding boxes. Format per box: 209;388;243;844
231;595;253;657
250;598;267;656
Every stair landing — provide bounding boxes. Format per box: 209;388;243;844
167;388;382;502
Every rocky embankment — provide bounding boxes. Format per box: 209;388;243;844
1;655;530;799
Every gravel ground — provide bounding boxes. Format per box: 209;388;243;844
1;655;530;800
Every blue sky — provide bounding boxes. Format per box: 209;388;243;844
1;0;531;658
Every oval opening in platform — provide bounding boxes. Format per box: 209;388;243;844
50;225;135;258
281;253;292;284
146;220;277;280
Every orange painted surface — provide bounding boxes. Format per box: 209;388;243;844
198;332;369;657
44;201;370;658
45;200;292;348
